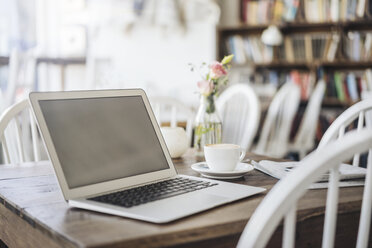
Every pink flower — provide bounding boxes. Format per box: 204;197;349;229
197;80;214;96
209;62;227;79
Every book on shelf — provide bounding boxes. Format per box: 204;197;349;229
228;35;247;64
226;35;274;64
326;33;340;62
290;70;315;100
344;31;372;61
364;68;372;90
278;32;339;62
357;0;367;17
304;34;313;62
304;0;320;22
284;36;295;62
284;0;300;21
323;69;372;103
292;35;306;61
312;33;327;60
348;0;358;20
325;72;337;99
347;73;359;101
330;0;339;21
334;72;346;102
273;0;285;21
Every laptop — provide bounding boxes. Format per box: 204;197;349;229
29;89;265;223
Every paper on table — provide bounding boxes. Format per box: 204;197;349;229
251;160;366;189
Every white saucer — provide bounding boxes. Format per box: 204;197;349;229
191;162;254;179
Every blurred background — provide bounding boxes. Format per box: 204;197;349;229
0;0;242;109
1;0;372;161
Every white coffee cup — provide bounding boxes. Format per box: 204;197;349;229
204;144;246;172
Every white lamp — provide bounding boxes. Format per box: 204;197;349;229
261;25;283;46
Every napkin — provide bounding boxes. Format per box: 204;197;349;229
251;160;366;189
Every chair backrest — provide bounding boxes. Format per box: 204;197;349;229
361;91;372;128
0;99;43;164
4;48;37;109
255;82;301;158
149;96;194;146
291;80;326;159
318;98;372;167
216;84;260;151
238;129;372;248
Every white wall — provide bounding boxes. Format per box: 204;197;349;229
40;0;220;107
90;22;216;105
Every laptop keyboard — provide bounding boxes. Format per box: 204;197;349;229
88;177;218;208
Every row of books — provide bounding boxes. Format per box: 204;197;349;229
251;68;372;102
225;32;339;64
279;33;339;62
241;0;372;25
343;31;372;61
226;35;274;64
241;0;298;24
324;69;372;102
247;69;287;97
303;0;371;23
249;69;315;99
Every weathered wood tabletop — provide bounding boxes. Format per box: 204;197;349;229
0;150;367;248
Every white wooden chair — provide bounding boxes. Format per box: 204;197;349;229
149;96;195;146
238;129;372;248
318;97;372;146
216;84;260;151
255;82;301;158
288;80;326;159
0;99;43;164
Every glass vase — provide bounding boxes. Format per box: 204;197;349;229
193;95;222;155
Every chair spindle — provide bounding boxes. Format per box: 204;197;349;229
322;166;340;248
356;148;372;248
283;205;297;248
14;118;25;163
29;109;40;161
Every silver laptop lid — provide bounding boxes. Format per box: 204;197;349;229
29;89;177;200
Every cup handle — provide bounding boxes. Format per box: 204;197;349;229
239;148;246;162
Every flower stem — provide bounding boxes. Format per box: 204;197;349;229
206;94;215;114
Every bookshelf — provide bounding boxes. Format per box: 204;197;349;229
238;61;372;70
218;20;372;34
217;2;372;108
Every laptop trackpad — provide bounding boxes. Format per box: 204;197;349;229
133;192;229;221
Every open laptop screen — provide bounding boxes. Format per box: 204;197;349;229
39;96;169;189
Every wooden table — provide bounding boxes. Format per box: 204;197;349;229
0;151;367;248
